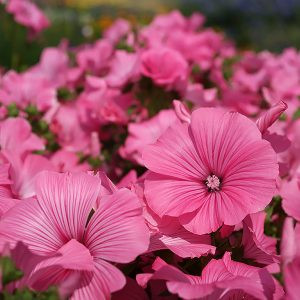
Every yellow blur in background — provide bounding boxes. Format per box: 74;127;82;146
65;0;172;12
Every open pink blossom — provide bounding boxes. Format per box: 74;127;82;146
137;252;283;299
143;108;278;234
0;70;57;112
0;171;149;298
140;47;188;90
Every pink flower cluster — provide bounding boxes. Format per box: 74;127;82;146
0;9;300;299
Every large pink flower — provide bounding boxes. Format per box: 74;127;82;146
0;171;149;298
143;108;278;234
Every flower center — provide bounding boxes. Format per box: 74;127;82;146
205;174;221;192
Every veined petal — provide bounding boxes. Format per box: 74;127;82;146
71;259;125;300
0;198;65;255
85;188;149;263
35;171;100;241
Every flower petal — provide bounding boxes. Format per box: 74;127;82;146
0;198;64;255
71;259;125;300
35;171;100;241
85;188;149;263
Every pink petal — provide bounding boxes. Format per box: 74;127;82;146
142;121;208;180
0;198;65;255
145;172;207;217
0;163;11;185
72;259;125;299
10;154;55;199
149;228;215;258
256;101;287;134
173;100;191;124
84;188;149;263
281;178;300;221
179;193;224;235
35;171;100;241
30;239;94;291
281;217;296;264
243;212;278;265
284;257;300;300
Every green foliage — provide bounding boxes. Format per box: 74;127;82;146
1;256;23;286
7;103;19;117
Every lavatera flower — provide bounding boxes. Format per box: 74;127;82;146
142;107;278;235
0;171;149;299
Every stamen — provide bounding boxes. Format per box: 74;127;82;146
205;174;221;192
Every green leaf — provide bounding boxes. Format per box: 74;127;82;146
0;256;23;286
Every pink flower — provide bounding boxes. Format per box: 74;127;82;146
51;104;97;154
0;70;57;112
140;47;188;90
50;150;90;173
6;0;50;36
103;19;131;45
185;83;218;108
242;212;279;266
28;47;69;88
137;252;283;299
76;40;113;75
0;171;149;298
0;117;44;162
142;108;278;234
281;176;300;221
120;109;177;164
105;50;140;88
76;76;129;129
281;218;300;300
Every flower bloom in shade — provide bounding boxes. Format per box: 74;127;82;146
137;252;283;299
142;108;278;234
0;171;149;299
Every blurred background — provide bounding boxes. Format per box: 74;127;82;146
1;0;300;70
